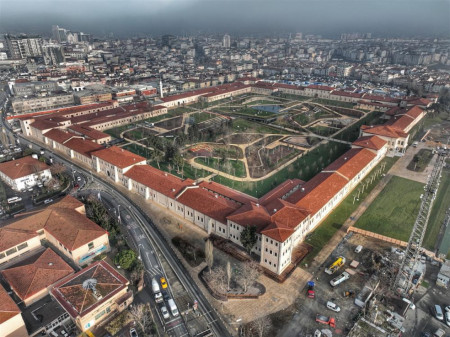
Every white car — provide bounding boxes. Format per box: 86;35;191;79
161;305;170;319
445;312;450;327
326;301;341;312
402;298;416;310
76;176;82;181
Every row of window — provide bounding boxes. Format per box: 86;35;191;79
265;247;278;257
0;241;29;259
263;258;277;268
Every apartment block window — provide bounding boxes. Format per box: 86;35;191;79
17;242;28;251
88;242;94;250
6;248;17;256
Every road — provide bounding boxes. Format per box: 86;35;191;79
7;125;231;337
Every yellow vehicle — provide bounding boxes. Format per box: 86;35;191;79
325;256;346;275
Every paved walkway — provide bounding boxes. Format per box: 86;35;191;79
309;171;394;270
389;142;436;184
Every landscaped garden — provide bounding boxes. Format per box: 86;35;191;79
406;149;434;172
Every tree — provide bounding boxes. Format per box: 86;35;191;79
205;239;214;274
240;226;257;253
129;303;154;336
50;162;66;177
114;249;136;270
239;260;261;292
206;266;227;293
252;316;272;337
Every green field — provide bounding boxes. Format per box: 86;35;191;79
123;143;152;159
423;168;450;252
354;176;425;241
195;157;246;178
301;156;399;266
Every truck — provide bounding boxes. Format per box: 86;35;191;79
325;256;346;275
151;278;163;303
330;271;350;287
315;314;336;328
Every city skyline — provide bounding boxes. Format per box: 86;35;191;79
0;0;449;38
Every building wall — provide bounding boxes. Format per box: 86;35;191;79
12;94;75;114
1;168;52;191
77;287;131;332
0;235;41;265
1;313;28;337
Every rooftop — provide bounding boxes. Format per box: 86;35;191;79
51;261;128;318
92;146;146;169
0;156;50;180
1;248;74;302
0;283;21;325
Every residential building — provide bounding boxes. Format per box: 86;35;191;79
12;93;75;114
50;261;133;332
4;34;43;59
0;284;28;337
0;156;52;191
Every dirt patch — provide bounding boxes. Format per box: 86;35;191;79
172;236;205;267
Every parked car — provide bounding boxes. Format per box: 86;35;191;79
160;277;168;289
307;281;315;298
434;305;444;321
402;298;416;310
44;199;53;204
355;245;363;253
330;272;350;287
167;299;179;317
326;301;341;312
161;305;170;319
445;311;450;327
76;176;82;182
130;328;138;337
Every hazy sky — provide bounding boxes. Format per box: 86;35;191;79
0;0;449;38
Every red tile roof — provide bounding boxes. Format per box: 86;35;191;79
260;221;294;243
0;227;39;252
124;164;191;198
323;148;376;180
227;202;272;231
331;91;363;98
199;181;257;205
64;138;104;158
287;172;348;215
0;284;21;325
5;196;107;251
44;129;76;144
352;136;387;151
307;85;335;91
92;146;146;169
51;261;128;318
0;156;50;180
361;125;408;138
1;248;74;301
67;124;110;141
259;179;304;206
176;188;240;224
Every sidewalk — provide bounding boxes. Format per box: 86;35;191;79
309;173;394;270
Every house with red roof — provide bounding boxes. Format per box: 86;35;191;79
91;146;147;183
0;284;28;337
2;248;74;306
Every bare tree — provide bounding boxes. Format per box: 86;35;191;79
50;162;66;176
205;239;214;274
252;316;272;337
129;303;153;335
239;260;261;293
226;261;232;291
206;266;227;293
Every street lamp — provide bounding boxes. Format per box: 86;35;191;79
117;204;121;223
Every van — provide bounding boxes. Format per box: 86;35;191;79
7;196;22;204
167;298;179;317
330;272;350;287
355;245;363;253
434;305;444;321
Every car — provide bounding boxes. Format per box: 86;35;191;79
74;183;79;188
37;183;43;188
355;245;363;253
420;255;427;264
28;187;33;192
445;312;450;327
130;328;138;337
76;176;81;182
161;305;170;319
326;301;341;312
434;305;444;321
445;305;450;313
402;298;416;310
44;199;53;204
160;277;168;289
307;281;315;298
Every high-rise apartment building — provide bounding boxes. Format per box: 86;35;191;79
5;34;43;59
223;34;231;48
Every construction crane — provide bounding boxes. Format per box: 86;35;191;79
393;150;447;296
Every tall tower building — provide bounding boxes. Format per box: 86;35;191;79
223;34;231;49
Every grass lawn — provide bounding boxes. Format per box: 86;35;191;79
301;157;398;266
406;149;434;172
104;124;133;139
195;157;246;178
423;168;450;251
354;176;425;241
232;118;286;134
